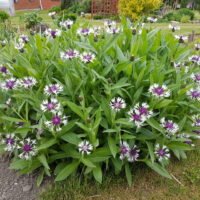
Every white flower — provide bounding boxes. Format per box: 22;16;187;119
169;24;180;32
78;140;93;155
106;27;120;34
110;97;126;112
59;19;74;29
147;17;157;23
15;41;24;51
18;138;37;160
119;141;130;160
187;88;200;101
60;49;79;60
191;73;200;84
1;134;18;152
155;144;170;162
19;77;37;88
149;84;170;98
104;20;117;28
160;118;179;136
41;98;61;113
80;52;95;63
44;29;61;38
48;11;56;17
1;78;19;90
44;83;63;96
192;115;200;127
175;35;188;43
127;145;140;162
45;112;68;132
77;28;93;36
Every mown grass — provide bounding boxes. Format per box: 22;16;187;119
10;11;200;35
40;143;200;200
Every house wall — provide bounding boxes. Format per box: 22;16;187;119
14;0;61;10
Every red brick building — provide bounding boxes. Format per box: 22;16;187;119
14;0;61;10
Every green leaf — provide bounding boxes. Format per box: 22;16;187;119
36;169;44;187
38;154;50;170
37;138;57;150
65;101;84;120
108;136;118;158
145;160;171;179
167;142;192;151
125;163;132;186
81;158;96;168
147;118;164;133
61;132;81;145
154;100;173;109
55;160;79;181
93;164;102;183
146;142;155;163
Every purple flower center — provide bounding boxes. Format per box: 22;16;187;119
139;107;148;115
157;149;166;157
24;79;32;85
47;103;55;110
52;115;61;125
82;144;89;152
129;148;138;157
195;74;200;81
82;29;89;34
165;122;174;130
191;91;200;98
153;87;164;95
0;66;7;73
23;144;32;152
84;55;92;61
120;146;129;155
6;80;15;89
185;140;192;145
67;51;75;57
114;102;122;109
48;85;58;94
51;31;57;38
6;138;14;145
132;114;142;121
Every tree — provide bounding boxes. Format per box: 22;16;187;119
119;0;162;20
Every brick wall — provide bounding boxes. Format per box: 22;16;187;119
14;0;61;10
42;0;61;9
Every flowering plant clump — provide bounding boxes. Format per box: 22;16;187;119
0;18;200;186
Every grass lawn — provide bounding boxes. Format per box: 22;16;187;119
10;10;200;36
39;145;200;200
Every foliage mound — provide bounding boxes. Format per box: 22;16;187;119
0;18;200;186
0;10;9;22
119;0;162;20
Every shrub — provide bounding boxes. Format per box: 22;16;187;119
23;12;43;29
49;6;61;13
0;10;9;23
0;19;200;186
67;0;91;14
57;11;77;26
119;0;162;20
180;15;190;23
162;9;194;22
178;8;194;20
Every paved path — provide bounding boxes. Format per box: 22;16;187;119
0;157;39;200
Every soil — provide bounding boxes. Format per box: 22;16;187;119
0;156;39;200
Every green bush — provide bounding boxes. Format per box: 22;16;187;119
180;15;191;23
23;12;43;29
67;0;91;14
178;8;194;20
0;10;9;22
49;6;61;13
57;11;77;26
0;19;199;186
162;9;194;22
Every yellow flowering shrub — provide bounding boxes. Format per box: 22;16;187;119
119;0;162;20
